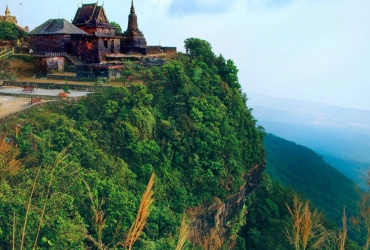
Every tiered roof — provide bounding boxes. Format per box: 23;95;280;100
72;3;115;28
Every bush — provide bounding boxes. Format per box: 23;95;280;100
10;54;34;63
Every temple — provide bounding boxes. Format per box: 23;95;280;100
71;3;120;63
28;1;177;77
0;4;28;31
0;4;17;25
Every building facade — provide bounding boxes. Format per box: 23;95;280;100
71;3;120;63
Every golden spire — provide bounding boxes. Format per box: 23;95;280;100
5;4;10;16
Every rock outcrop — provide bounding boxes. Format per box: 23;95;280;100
187;163;266;246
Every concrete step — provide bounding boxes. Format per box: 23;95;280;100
65;54;83;65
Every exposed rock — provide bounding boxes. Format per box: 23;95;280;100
187;163;266;247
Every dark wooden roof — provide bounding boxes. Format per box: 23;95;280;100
72;3;114;28
28;19;88;35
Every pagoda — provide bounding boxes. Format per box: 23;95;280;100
121;0;147;53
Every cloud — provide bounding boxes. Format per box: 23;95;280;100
247;0;295;9
166;0;299;16
265;0;294;8
168;0;237;16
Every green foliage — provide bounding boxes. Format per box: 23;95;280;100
62;85;70;93
10;54;34;63
0;22;26;40
263;133;365;245
240;174;362;250
0;38;266;248
0;71;17;80
110;21;122;33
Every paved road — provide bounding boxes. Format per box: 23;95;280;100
0;87;93;118
0;96;29;118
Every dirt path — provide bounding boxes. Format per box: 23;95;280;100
0;96;30;118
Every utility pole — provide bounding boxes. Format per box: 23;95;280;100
20;3;23;27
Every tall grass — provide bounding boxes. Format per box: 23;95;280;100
0;136;21;175
123;173;155;250
338;206;347;250
286;195;328;250
83;173;155;249
175;213;189;250
351;170;370;250
12;210;16;250
360;172;370;250
82;179;107;250
20;164;42;250
33;146;72;249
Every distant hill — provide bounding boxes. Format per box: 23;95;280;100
323;155;369;188
263;133;363;242
247;92;370;185
248;92;370;134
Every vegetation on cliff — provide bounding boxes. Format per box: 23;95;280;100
0;38;265;249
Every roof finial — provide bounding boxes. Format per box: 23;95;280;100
5;3;10;16
130;0;135;14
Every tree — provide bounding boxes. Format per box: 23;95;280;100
0;22;26;40
184;38;215;66
110;21;122;33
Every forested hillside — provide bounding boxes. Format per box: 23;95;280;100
323;155;369;187
263;133;364;244
0;38;265;249
240;173;363;250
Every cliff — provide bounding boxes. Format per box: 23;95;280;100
187;163;266;246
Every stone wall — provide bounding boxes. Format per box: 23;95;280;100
146;46;161;54
98;38;120;61
33;57;65;76
71;35;120;64
76;64;123;79
29;35;68;53
161;47;177;54
71;36;100;63
120;35;147;54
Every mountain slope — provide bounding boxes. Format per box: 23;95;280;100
248;92;370;183
263;133;362;242
323;155;369;188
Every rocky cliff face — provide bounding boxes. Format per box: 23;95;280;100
186;163;266;247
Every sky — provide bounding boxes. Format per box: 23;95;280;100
2;0;370;110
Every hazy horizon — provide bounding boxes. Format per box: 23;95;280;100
248;92;370;111
2;0;369;110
